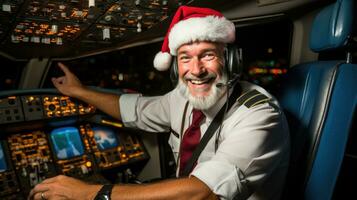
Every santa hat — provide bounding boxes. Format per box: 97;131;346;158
153;6;236;71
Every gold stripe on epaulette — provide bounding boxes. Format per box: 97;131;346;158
236;89;260;106
250;98;270;108
243;93;261;105
245;94;269;108
236;89;270;108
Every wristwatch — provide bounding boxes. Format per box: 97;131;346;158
94;184;114;200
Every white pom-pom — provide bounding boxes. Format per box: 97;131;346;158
153;51;172;71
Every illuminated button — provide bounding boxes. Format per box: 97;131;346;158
137;23;142;33
23;37;29;42
2;4;11;12
85;161;92;168
74;11;83;17
21;168;27;177
81;165;88;174
103;28;110;40
51;25;58;33
31;36;40;43
41;37;51;44
11;35;19;43
104;15;113;22
89;0;95;7
56;37;63;45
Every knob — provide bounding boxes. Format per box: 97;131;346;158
48;104;56;111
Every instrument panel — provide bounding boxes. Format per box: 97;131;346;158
0;94;95;124
0;90;149;200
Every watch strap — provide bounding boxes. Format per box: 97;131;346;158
94;184;114;200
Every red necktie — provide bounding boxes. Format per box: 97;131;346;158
179;109;205;175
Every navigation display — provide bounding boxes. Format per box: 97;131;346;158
0;143;8;172
50;127;85;160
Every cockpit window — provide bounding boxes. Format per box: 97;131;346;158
0;56;26;90
43;42;173;96
43;19;293;94
236;19;292;91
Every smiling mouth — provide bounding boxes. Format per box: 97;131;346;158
187;77;215;85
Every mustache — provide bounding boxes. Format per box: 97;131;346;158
183;72;217;81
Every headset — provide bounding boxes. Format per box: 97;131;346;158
170;43;243;86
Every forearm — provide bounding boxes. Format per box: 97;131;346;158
110;177;217;200
74;86;121;120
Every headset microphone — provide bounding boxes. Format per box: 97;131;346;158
216;74;240;88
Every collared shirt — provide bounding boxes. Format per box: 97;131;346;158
120;81;290;200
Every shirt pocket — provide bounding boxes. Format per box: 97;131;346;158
168;132;180;162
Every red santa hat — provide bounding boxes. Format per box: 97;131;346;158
153;6;236;71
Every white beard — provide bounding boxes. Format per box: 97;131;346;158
177;74;228;110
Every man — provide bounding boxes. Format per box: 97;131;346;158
29;6;290;200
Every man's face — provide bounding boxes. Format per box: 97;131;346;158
176;41;227;110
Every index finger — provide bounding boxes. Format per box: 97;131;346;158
28;184;49;199
57;62;72;75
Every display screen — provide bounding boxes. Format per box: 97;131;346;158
92;127;119;150
0;143;8;172
50;127;85;160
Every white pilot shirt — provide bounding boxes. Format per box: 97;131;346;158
119;81;290;200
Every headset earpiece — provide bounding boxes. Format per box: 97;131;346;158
225;44;242;80
170;57;179;86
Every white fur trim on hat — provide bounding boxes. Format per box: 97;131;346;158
153;51;172;71
168;16;235;55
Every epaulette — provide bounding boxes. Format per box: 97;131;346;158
236;89;270;108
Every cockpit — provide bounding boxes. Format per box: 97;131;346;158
0;0;356;199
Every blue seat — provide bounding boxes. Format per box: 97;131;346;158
276;0;356;199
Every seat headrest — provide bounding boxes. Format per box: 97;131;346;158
310;0;355;52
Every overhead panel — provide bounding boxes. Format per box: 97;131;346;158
0;0;183;58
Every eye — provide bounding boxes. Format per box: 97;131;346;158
178;55;191;63
201;52;216;61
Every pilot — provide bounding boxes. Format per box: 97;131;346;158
29;6;290;200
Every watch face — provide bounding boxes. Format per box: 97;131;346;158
96;195;110;200
95;184;113;200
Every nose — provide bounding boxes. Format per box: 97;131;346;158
190;57;206;77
